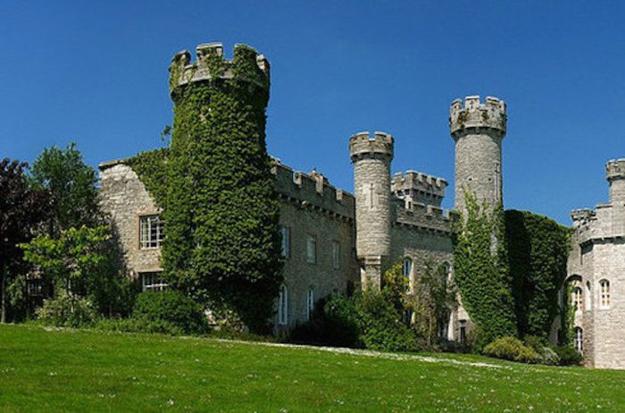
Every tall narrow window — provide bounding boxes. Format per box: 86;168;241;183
585;281;592;311
600;279;610;308
141;272;168;292
306;288;314;320
139;215;164;248
280;225;290;258
574;327;583;353
278;285;288;325
573;287;583;311
402;257;413;279
332;241;340;269
306;235;317;264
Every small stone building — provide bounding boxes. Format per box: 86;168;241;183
568;159;625;369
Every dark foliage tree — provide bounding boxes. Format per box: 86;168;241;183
0;159;49;322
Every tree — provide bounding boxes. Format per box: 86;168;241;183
20;225;112;313
29;143;100;237
0;159;49;322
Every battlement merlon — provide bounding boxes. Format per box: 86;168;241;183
391;170;448;199
571;208;595;223
606;159;625;181
349;131;394;162
449;96;507;138
169;43;270;94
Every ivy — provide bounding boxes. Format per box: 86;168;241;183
162;44;282;333
126;148;169;209
452;192;517;348
505;210;570;340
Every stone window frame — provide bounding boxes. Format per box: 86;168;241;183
278;284;288;325
141;271;168;292
574;327;583;353
306;287;315;321
402;257;413;280
572;286;583;312
331;240;340;270
306;234;317;265
280;225;290;258
138;213;165;249
599;279;611;309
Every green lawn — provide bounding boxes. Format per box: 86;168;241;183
0;325;623;412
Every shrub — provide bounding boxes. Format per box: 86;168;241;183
483;336;541;364
355;290;419;353
94;317;184;336
554;345;583;366
523;335;560;365
36;293;98;328
132;290;209;335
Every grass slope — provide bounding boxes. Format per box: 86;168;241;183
0;324;623;412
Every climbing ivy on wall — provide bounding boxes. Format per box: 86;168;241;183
162;44;283;333
126;148;169;209
452;193;517;348
505;210;570;340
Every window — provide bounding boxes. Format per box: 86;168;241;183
600;279;610;308
585;281;592;311
574;327;583;353
306;288;314;320
278;284;288;325
280;225;290;258
402;257;413;279
141;272;168;292
459;320;467;344
306;235;317;264
332;241;340;269
573;287;583;311
139;215;164;248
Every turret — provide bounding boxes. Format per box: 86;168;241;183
349;131;394;289
606;159;625;205
450;96;507;214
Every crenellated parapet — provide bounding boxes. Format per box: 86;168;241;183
450;96;507;139
169;42;270;94
393;198;452;234
606;159;625;182
349;131;394;162
271;159;355;220
391;170;448;208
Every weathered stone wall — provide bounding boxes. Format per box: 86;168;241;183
391;171;447;208
99;161;162;278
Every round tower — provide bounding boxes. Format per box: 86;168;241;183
349;131;394;289
606;159;625;205
449;96;507;214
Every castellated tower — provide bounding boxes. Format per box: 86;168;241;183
450;96;507;213
349;131;394;289
607;159;625;205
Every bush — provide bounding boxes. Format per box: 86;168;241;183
355;290;419;353
554;345;583;366
94;317;184;336
523;335;560;366
483;336;541;364
288;295;361;348
132;290;209;335
36;293;98;328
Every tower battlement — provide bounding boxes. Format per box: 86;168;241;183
606;159;625;181
348;131;394;162
391;170;447;204
169;42;270;94
449;96;507;138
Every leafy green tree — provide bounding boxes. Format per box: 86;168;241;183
453;193;517;348
0;159;49;322
30;143;100;236
163;45;283;332
20;225;113;314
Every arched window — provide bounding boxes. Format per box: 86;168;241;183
572;287;583;311
402;258;413;280
306;288;314;320
585;281;592;311
600;279;610;308
574;327;583;353
278;285;288;325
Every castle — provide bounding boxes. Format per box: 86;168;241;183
98;42;623;369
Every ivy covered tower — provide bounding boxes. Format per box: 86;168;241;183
450;96;507;213
164;43;282;332
349;131;394;290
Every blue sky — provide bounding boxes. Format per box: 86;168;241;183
1;1;624;224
